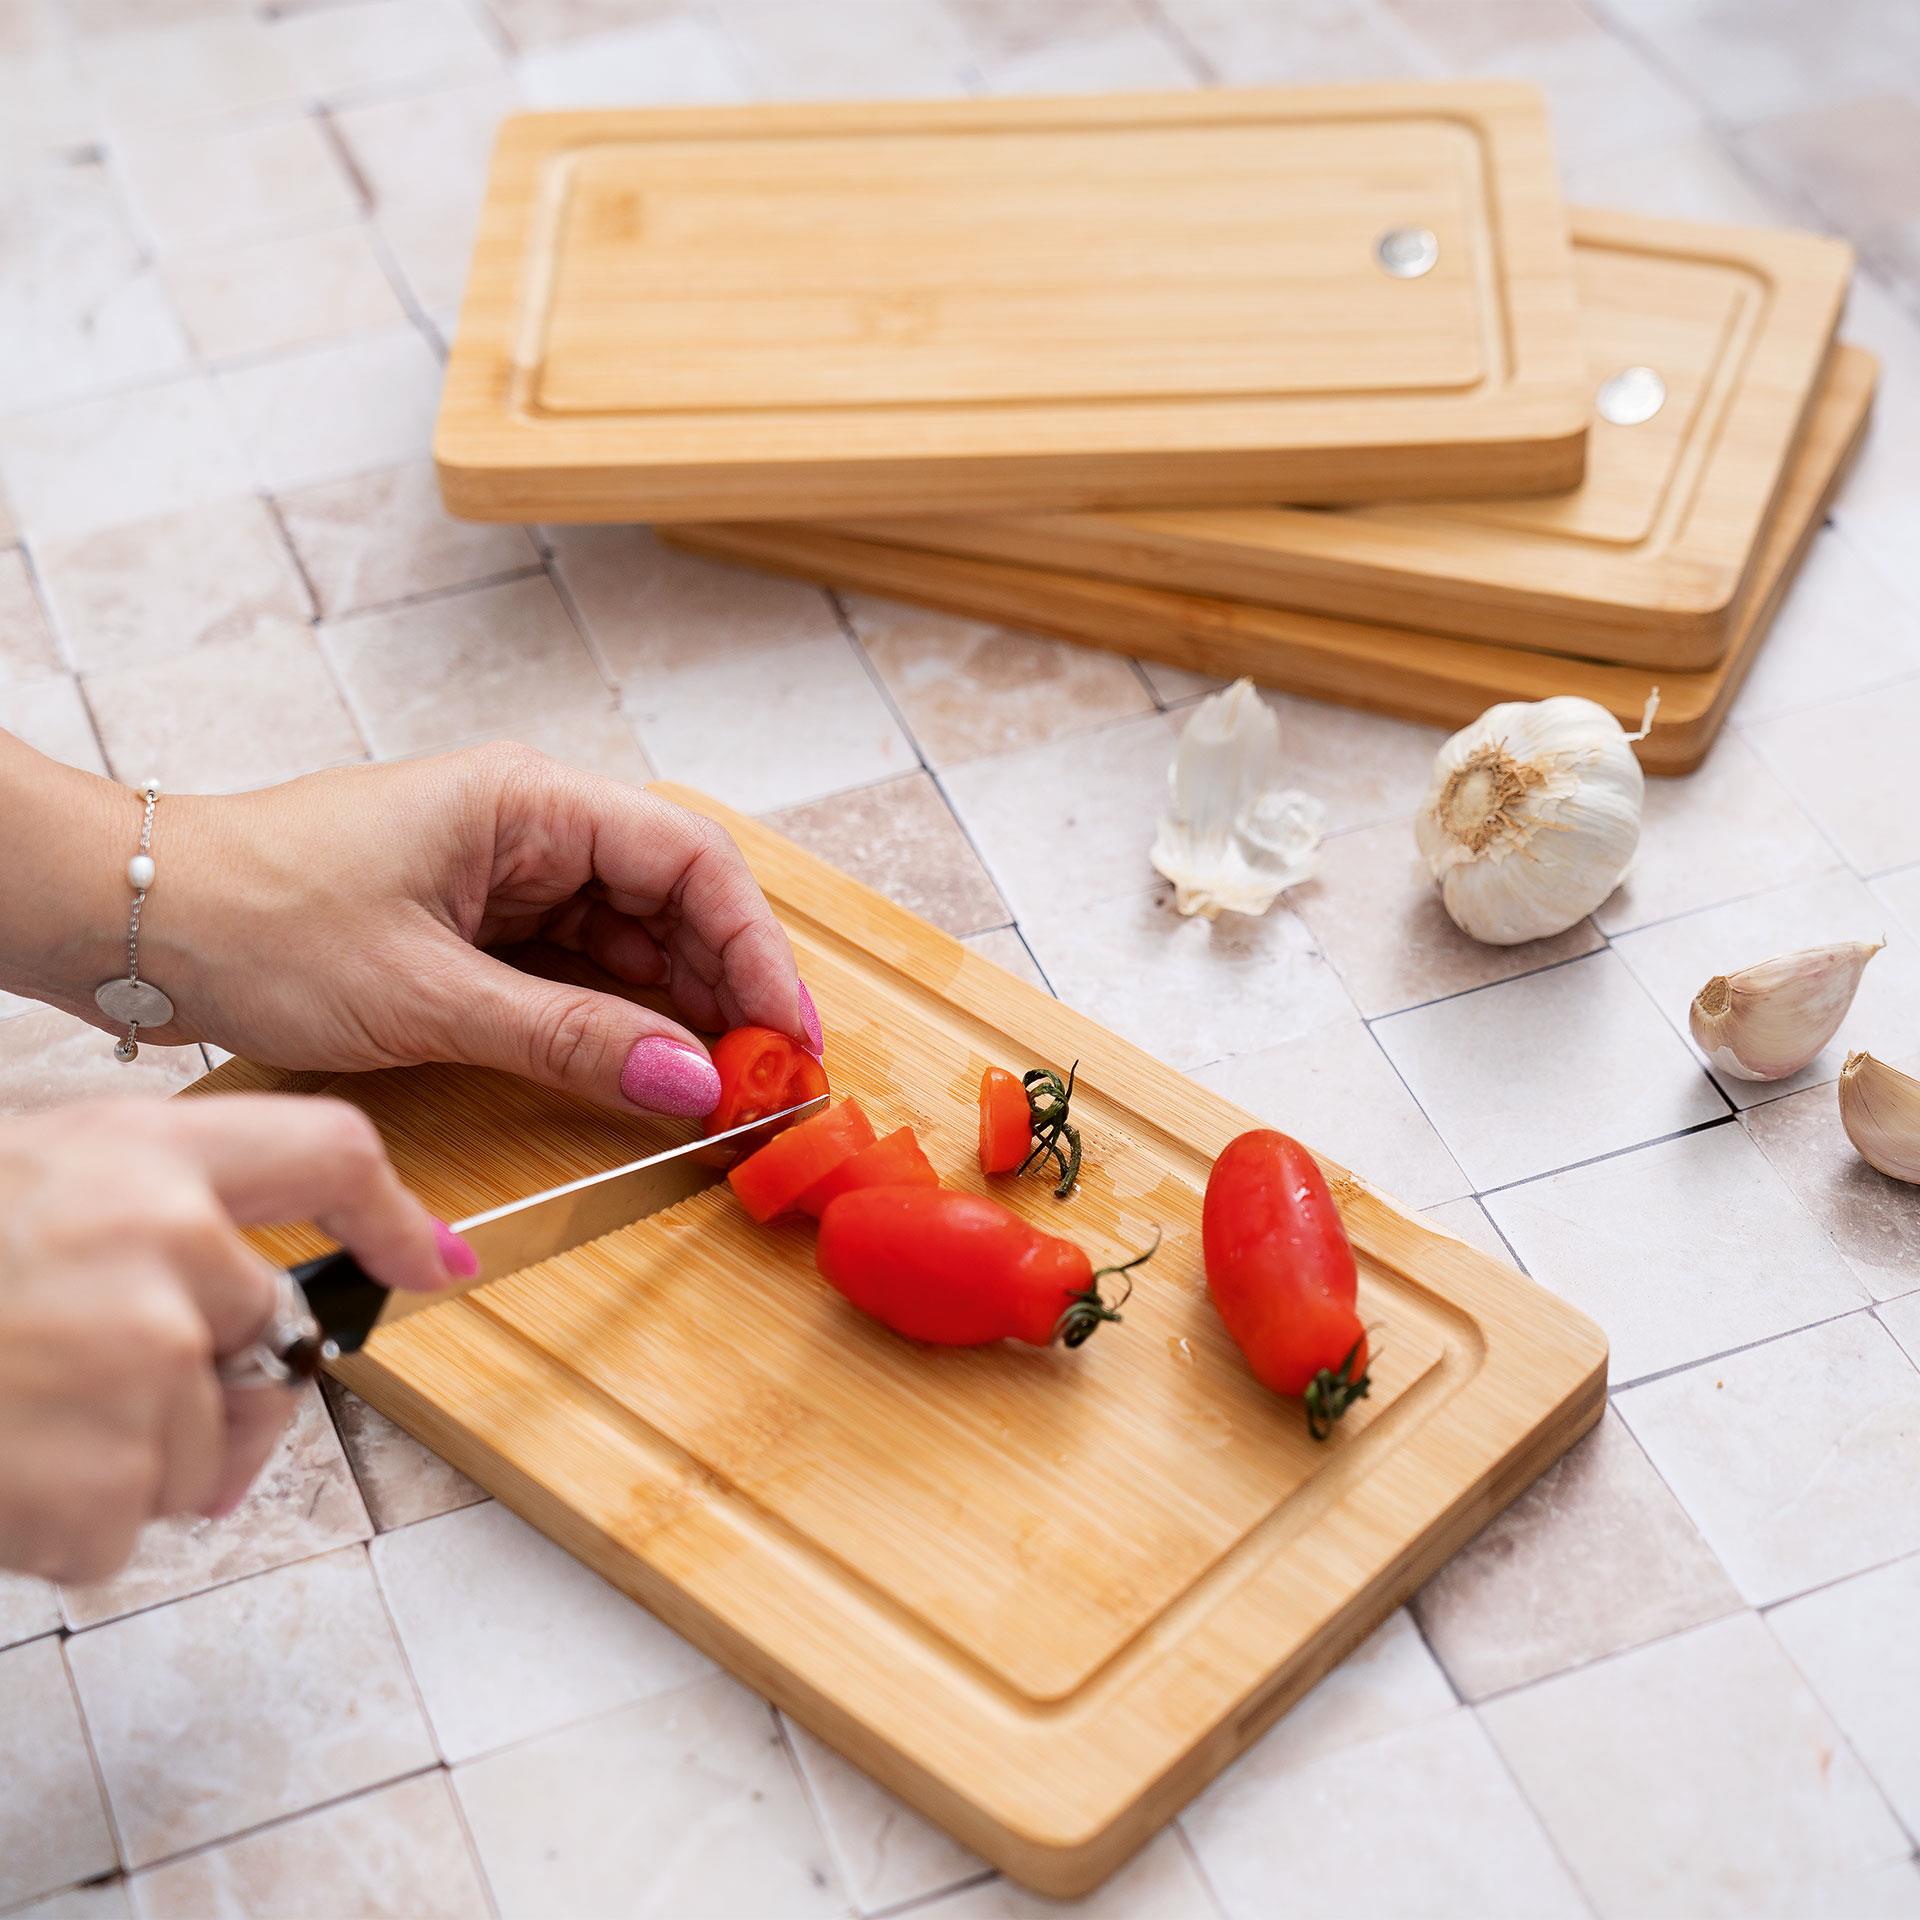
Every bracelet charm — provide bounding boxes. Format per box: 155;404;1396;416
94;778;174;1061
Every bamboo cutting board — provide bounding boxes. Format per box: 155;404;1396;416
670;345;1875;777
805;210;1853;666
434;85;1588;523
199;790;1606;1896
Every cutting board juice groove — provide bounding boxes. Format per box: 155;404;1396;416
198;792;1605;1894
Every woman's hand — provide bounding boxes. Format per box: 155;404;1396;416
0;1095;464;1584
7;739;816;1118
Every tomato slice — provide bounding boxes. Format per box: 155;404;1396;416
977;1067;1032;1174
795;1125;939;1218
728;1098;874;1223
705;1026;831;1138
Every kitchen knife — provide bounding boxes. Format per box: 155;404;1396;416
220;1093;829;1386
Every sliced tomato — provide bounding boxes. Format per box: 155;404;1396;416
705;1026;830;1139
977;1067;1032;1174
795;1125;939;1218
728;1098;874;1222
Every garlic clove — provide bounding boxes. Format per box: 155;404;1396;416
1838;1051;1920;1184
1687;939;1882;1081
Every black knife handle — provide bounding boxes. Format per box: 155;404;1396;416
290;1249;391;1357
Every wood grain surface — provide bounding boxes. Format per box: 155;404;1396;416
191;789;1606;1895
807;209;1853;665
668;345;1875;778
434;85;1587;522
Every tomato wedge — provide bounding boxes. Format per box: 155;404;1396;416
704;1026;830;1138
728;1098;874;1223
795;1125;938;1218
977;1068;1032;1174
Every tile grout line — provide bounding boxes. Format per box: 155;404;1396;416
1473;1110;1738;1204
55;1633;130;1888
1608;1298;1885;1398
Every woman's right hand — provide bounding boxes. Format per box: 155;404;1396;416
0;1094;464;1585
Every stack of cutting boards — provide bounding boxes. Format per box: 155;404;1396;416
435;82;1870;772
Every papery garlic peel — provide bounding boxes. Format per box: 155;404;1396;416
1151;678;1324;919
1414;694;1652;946
1839;1051;1920;1184
1688;940;1881;1082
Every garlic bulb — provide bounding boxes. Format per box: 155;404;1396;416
1151;678;1324;919
1688;940;1881;1081
1414;694;1651;945
1839;1051;1920;1184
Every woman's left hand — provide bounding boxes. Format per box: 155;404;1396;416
110;745;818;1118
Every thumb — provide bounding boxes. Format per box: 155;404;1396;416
444;949;723;1118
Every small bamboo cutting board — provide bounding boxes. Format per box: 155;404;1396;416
803;210;1852;667
197;791;1606;1896
434;85;1587;523
670;345;1874;777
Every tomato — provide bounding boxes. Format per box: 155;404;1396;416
704;1027;830;1139
815;1187;1152;1347
975;1062;1081;1195
728;1098;875;1223
1202;1130;1371;1440
795;1126;938;1218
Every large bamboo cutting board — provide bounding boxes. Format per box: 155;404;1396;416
434;85;1587;524
203;790;1606;1896
804;210;1852;667
670;345;1875;777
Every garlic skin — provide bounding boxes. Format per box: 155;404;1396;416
1414;695;1647;945
1688;940;1881;1081
1839;1051;1920;1184
1150;677;1324;919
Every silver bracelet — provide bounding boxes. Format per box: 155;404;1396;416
94;778;175;1062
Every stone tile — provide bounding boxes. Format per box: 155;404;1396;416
1265;693;1447;837
1884;1291;1920;1368
942;709;1177;921
215;329;442;495
1138;659;1229;705
86;626;365;791
1565;128;1791;226
1375;950;1724;1192
1744;1054;1920;1302
1289;816;1604;1019
1734;92;1920;243
1826;275;1920;593
1386;0;1621;66
0;548;61;684
319;1378;488;1532
9;1881;133;1920
35;496;311;678
1617;1311;1920;1606
1746;678;1920;875
60;1385;370;1629
80;15;299;132
1880;861;1920;941
765;773;1009;938
1770;1551;1920;1841
844;593;1156;768
1594;733;1833;935
0;1640;116;1910
1195;1016;1470;1208
1154;0;1430;83
1611;869;1920;1108
1414;1409;1741;1701
1488;1123;1866;1384
62;0;253;30
712;0;973;97
129;1772;491;1920
453;1674;843;1919
438;704;656;785
783;1716;983;1914
1022;883;1353;1072
977;22;1195;91
0;677;104;775
0;1006;201;1117
0;44;102;171
0;162;188;416
919;1832;1214;1918
319;573;608;760
161;223;405;362
518;13;747;105
277;460;537;617
962;926;1049;992
68;1547;434;1867
1187;1709;1584;1920
0;377;251;545
1422;1195;1515;1264
944;0;1146;61
1481;1612;1910;1919
0;1570;62;1650
370;1499;714;1763
268;0;504;102
114;116;360;253
477;0;683;49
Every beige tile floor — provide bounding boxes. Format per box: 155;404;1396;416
2;0;1919;1912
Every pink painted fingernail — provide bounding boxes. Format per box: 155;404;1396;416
620;1036;722;1117
433;1218;479;1280
797;980;824;1058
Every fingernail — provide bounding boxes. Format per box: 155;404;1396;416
797;980;824;1058
620;1036;722;1117
433;1218;480;1280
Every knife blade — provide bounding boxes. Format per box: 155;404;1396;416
221;1093;829;1385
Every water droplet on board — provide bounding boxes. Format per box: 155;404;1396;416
1167;1335;1195;1366
1189;1408;1233;1450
